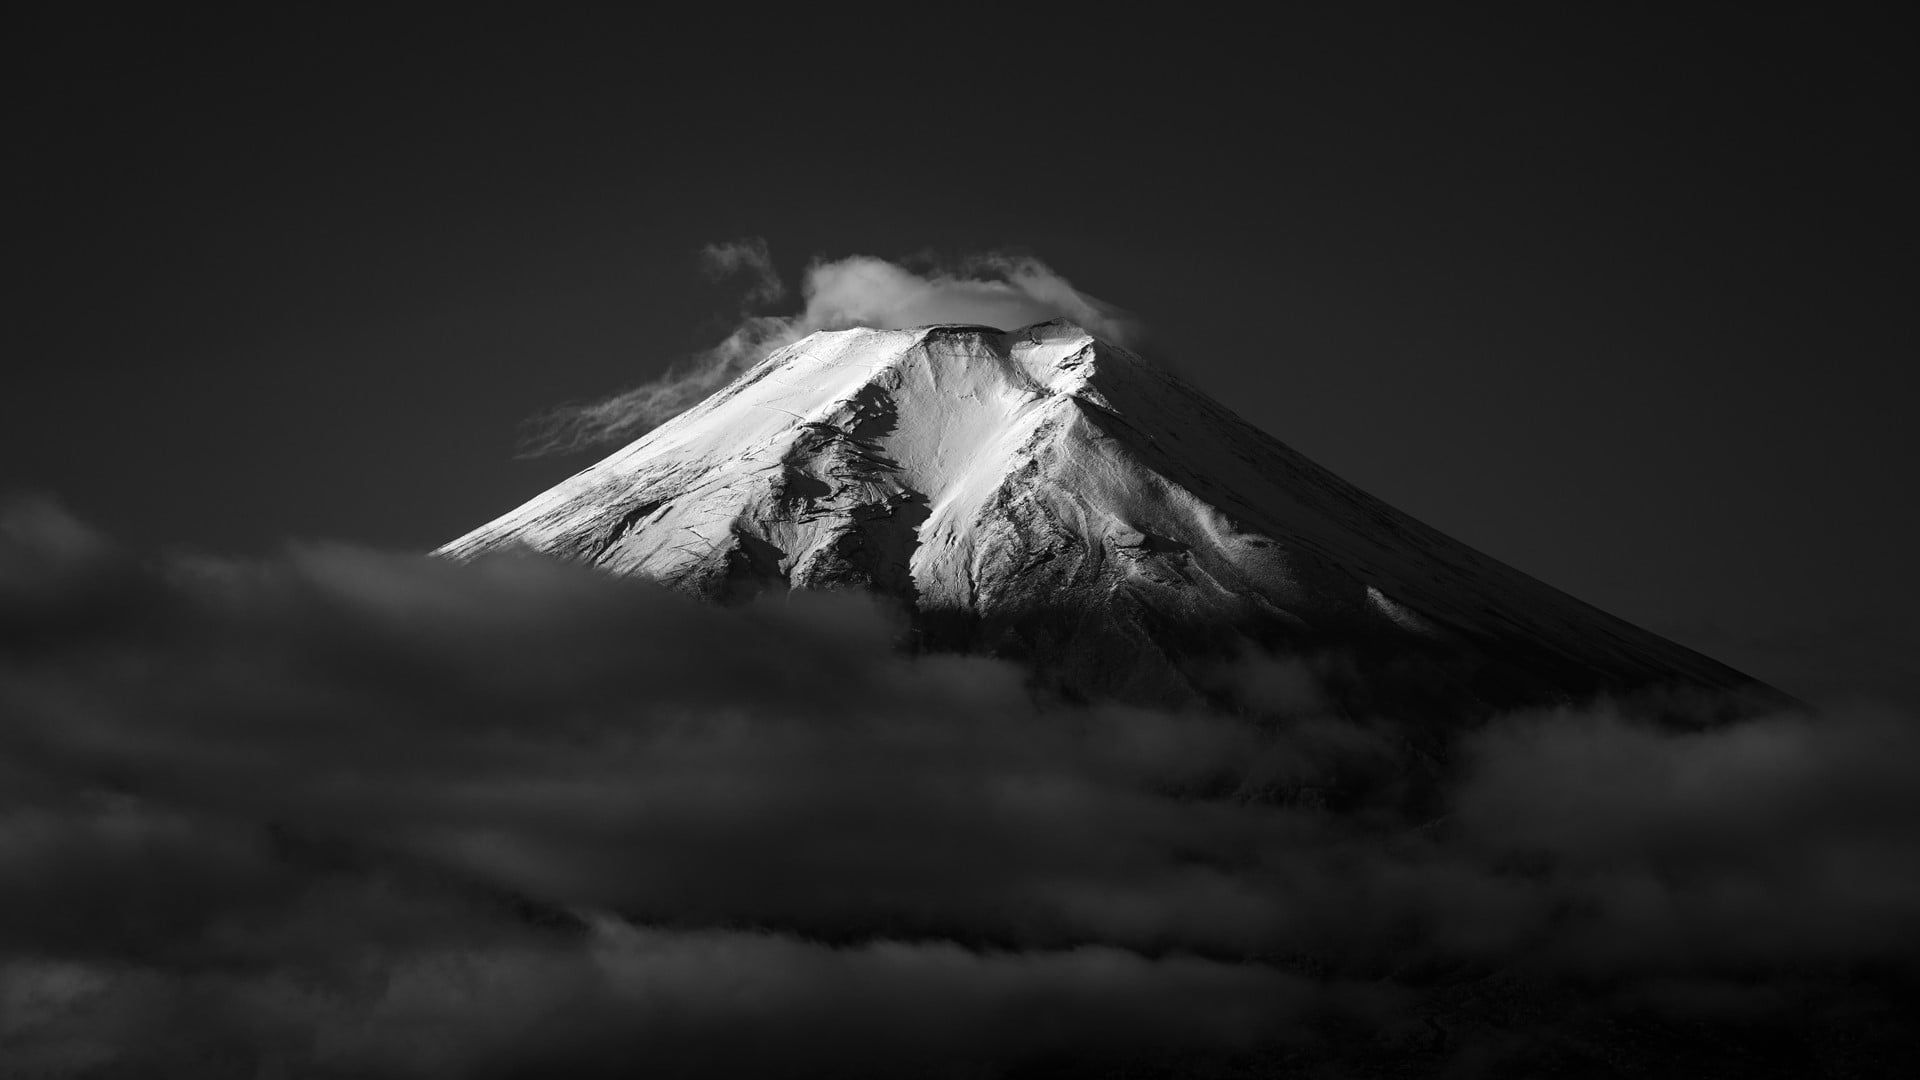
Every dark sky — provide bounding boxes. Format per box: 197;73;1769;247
9;8;1916;706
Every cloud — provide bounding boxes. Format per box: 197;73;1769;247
519;246;1140;456
2;497;1918;1076
796;253;1140;342
699;237;784;306
1450;702;1920;974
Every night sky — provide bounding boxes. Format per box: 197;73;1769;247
10;8;1916;707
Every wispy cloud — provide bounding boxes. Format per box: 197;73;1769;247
698;237;784;307
518;245;1139;457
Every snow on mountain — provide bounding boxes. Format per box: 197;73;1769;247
440;320;1778;712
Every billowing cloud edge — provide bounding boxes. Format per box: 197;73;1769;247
519;246;1141;457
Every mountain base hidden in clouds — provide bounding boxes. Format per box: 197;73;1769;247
2;495;1911;1078
441;319;1785;718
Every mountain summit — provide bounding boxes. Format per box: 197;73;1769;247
441;320;1776;712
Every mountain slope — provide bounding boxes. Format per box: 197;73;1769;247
441;320;1777;712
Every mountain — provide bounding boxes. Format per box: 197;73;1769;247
440;319;1780;716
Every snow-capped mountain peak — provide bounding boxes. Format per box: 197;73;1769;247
441;320;1777;711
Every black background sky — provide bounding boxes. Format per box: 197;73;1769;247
10;7;1916;707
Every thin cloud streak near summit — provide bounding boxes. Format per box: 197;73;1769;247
519;247;1139;456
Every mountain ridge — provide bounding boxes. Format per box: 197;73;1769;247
441;319;1782;714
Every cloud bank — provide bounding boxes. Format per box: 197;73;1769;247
520;246;1141;456
2;498;1918;1076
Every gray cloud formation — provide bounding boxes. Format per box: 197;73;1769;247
2;498;1917;1077
699;237;784;307
519;246;1141;456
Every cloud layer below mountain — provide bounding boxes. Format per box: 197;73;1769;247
2;498;1916;1077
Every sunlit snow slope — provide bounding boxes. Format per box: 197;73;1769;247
441;320;1776;710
